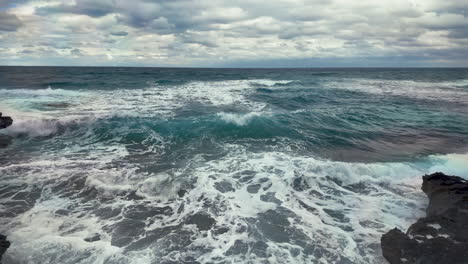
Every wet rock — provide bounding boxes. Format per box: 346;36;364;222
381;172;468;264
0;113;13;129
0;234;10;263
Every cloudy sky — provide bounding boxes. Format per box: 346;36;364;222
0;0;467;67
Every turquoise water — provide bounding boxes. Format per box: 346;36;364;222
1;67;468;263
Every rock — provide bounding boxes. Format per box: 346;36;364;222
381;172;468;264
0;113;13;129
0;234;10;263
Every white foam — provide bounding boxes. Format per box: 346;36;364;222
2;147;467;263
427;153;468;178
1;115;93;137
2;79;468;263
326;78;468;103
427;223;441;230
175;149;468;263
1;79;291;128
2;195;140;264
0;87;82;97
217;112;263;126
13;79;272;121
249;79;293;86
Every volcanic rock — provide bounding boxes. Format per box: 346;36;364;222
381;172;468;264
0;113;13;129
0;234;10;263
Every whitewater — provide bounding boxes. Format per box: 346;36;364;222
0;67;467;263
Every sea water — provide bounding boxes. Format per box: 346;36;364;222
0;67;467;263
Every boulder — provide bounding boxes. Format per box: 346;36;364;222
0;234;10;263
0;113;13;129
381;172;468;264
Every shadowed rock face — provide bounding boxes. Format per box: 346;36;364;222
0;234;10;263
0;113;13;129
381;172;468;264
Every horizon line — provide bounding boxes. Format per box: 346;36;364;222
1;65;467;69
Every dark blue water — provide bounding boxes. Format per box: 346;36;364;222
1;67;467;263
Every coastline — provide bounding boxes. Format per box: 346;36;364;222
381;172;468;263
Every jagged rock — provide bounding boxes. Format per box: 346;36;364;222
0;234;10;263
0;113;13;129
381;172;468;264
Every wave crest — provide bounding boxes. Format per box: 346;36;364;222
217;112;263;126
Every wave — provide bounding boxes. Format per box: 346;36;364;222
2;145;466;263
0;104;94;138
216;112;264;126
1;116;93;137
248;79;294;87
450;79;468;88
328;78;468;103
0;87;83;97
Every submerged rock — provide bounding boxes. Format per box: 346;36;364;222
0;234;10;263
381;172;468;264
0;113;13;129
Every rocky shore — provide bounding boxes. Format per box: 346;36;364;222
0;113;12;263
0;113;13;129
0;235;10;264
381;172;468;264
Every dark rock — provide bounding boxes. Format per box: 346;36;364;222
0;234;10;263
0;113;13;129
381;172;468;264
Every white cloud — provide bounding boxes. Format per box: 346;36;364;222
0;0;467;66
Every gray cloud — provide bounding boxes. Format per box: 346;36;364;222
111;31;128;36
0;11;22;31
1;0;467;66
0;0;30;9
70;48;83;56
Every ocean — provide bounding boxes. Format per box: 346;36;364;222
0;67;467;263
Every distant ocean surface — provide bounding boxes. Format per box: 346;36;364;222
1;67;467;263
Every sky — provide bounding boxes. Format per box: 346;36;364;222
0;0;467;67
